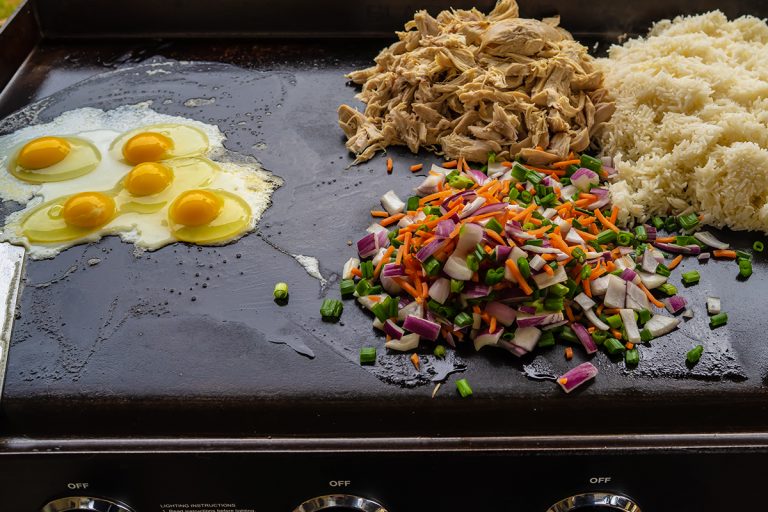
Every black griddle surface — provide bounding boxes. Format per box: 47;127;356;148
1;39;767;438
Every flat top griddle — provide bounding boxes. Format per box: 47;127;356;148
1;0;767;439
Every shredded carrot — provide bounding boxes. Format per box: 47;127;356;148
419;189;453;206
595;208;619;233
386;158;393;174
350;267;362;278
609;205;619;224
638;281;666;308
625;342;634;350
486;229;507;246
373;246;395;279
511;203;538;222
611;329;623;340
394;277;421;301
410;163;423;172
713;250;737;259
442;160;458;169
558;377;567;385
410;353;420;370
596;303;604;316
370;210;389;218
473;305;481;314
564;304;575;322
403;231;412;258
543;264;554;276
583;278;592;297
489;316;497;333
575;229;597;241
668;254;683;270
505;259;533;295
421;281;429;298
605;261;617;272
395;244;404;266
463;211;504;224
565;347;573;360
552;159;580;169
380;213;405;227
527;225;552;237
655;236;676;243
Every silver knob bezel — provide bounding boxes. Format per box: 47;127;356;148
547;492;642;512
41;496;134;512
293;494;388;512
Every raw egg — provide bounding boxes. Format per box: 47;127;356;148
169;189;252;244
8;136;101;183
110;124;209;164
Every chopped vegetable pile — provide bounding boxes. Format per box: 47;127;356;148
339;153;761;395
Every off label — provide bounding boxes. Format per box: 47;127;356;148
67;482;89;490
589;476;612;484
329;480;351;487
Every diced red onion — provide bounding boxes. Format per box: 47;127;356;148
532;265;567;289
588;187;610;209
604;274;627;308
637;270;667;290
382;263;405;278
522;245;564;255
462;282;491;299
529;255;546;271
572;322;598;354
366;222;387;234
496;287;529;304
571;168;599;191
641;249;659;273
415;238;445;262
664;295;688;314
474;328;503;351
541;320;568;330
505;220;535;240
707;297;721;315
444;331;456;348
518;305;537;314
619;309;641;343
560;184;577;199
383;319;404;340
435;219;456;238
602;165;617;177
467;169;489;186
428;277;451;305
698;253;711;262
682;308;694;319
471;202;509;218
653;242;701;255
380;190;405;215
485;302;517;326
385;332;420;351
554;216;572;236
558;362;598;393
459;196;486;218
645;315;680;337
357;233;378;258
342;257;360;280
574;292;596;311
644;224;657;242
500;340;529;357
455;222;484;256
625;281;650;312
693;231;729;250
517;311;564;328
403;315;440;341
440;190;475;210
510;326;541;351
398;300;423;321
416;173;444;195
590;275;610;296
496;245;512;263
618;247;635;256
380;263;405;294
444;255;473;281
601;156;613;167
376;230;390;249
585;308;610;331
620;268;637;282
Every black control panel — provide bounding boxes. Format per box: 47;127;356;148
1;436;765;512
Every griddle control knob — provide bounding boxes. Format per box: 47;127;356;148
547;492;642;512
293;494;388;512
41;496;134;512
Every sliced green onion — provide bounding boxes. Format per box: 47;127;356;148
753;241;765;253
508;188;520;201
484;267;505;285
651;216;665;230
519;190;532;203
487;152;496;164
592;330;609;345
640;328;653;343
466;254;480;272
544;297;564;311
454;311;473;328
681;270;700;285
655;264;671;277
686;345;704;365
340;279;355;298
596;230;617;244
456;378;473;398
675;235;699;247
538;193;557;207
526;170;543;185
428;299;456;319
549;283;569;297
634;225;648;242
678;213;700;230
447;174;474;189
450;279;465;294
273;282;289;300
617;231;634;246
558;326;578;343
320;299;344;322
739;259;753;278
604;337;625;355
580;154;602;172
580;265;592;280
406;196;420;211
360;347;377;365
606;314;623;329
625;348;639;366
658;283;678;296
511;162;528;182
371;302;390;323
710;312;728;329
517;257;531;278
664;216;679;231
434;345;447;358
638;309;651;325
423;256;442;276
360;260;374;279
486;217;503;234
571;246;586;263
538;330;556;347
388;229;402;247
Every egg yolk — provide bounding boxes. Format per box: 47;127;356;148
17;137;71;170
124;162;174;196
122;132;174;165
61;192;116;229
169;190;223;227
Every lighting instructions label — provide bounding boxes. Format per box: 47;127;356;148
160;504;255;512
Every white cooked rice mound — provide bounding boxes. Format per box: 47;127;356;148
598;10;768;231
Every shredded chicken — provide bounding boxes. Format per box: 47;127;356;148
338;0;614;164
